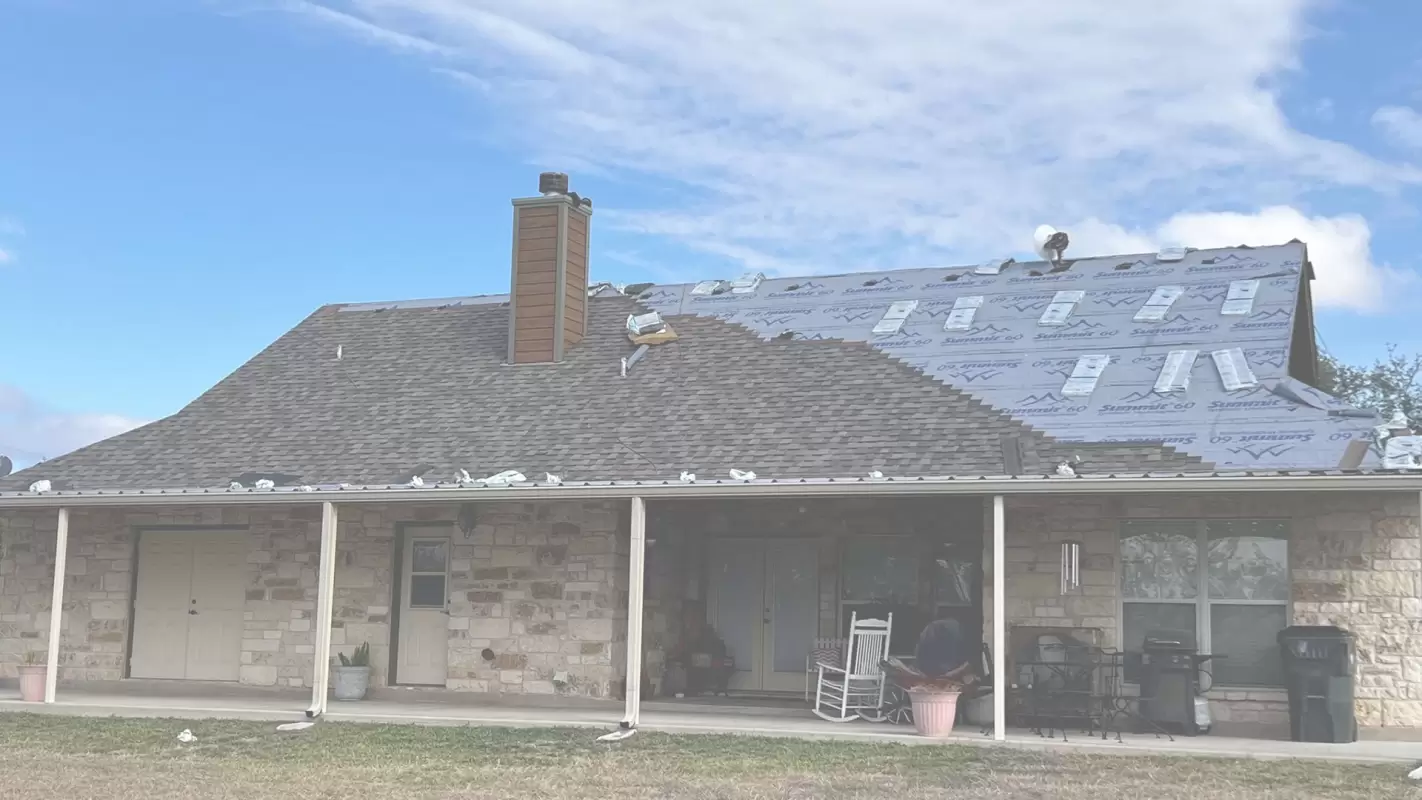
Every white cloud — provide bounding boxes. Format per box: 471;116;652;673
0;385;147;470
1066;206;1402;311
0;248;11;266
1372;105;1422;149
272;2;1416;283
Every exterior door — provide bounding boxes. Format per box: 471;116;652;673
132;532;247;681
709;539;819;692
396;535;450;686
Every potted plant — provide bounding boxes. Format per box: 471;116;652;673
17;651;46;703
331;642;371;701
882;658;975;738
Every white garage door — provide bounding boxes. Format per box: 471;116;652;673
131;532;248;681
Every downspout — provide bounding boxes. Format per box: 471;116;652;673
43;507;69;704
306;501;339;718
608;496;647;738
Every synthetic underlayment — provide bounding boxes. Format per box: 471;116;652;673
634;243;1380;470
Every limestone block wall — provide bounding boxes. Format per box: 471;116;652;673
987;491;1422;729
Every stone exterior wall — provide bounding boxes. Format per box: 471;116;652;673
0;500;628;699
987;492;1422;729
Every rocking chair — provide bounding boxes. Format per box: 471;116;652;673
812;612;893;722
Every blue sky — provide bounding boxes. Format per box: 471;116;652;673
2;0;1422;466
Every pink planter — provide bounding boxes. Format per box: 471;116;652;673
908;689;961;737
17;665;46;703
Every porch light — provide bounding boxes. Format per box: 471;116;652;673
1060;540;1082;594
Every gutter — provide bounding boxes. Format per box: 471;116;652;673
0;473;1419;509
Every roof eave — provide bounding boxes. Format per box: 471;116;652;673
0;472;1418;509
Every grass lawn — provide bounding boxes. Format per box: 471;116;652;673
0;715;1417;799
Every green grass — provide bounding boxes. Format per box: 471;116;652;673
0;715;1416;799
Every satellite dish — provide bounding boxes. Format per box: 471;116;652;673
0;455;11;478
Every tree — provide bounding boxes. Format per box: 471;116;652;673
1317;344;1422;423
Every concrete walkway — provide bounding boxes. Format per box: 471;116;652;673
0;688;1417;766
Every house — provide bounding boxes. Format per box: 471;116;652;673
1;173;1418;739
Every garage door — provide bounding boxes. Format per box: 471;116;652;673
131;532;248;681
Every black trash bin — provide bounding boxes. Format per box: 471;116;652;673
1140;630;1207;735
1277;626;1356;743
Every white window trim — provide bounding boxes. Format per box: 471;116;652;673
1117;518;1291;690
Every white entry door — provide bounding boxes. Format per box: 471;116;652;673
132;532;247;681
709;539;819;692
396;534;450;686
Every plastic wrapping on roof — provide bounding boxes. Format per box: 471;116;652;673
634;243;1381;470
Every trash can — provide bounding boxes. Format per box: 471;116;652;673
1140;630;1207;735
1277;626;1356;743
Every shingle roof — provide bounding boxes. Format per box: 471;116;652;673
0;293;1201;491
637;243;1379;469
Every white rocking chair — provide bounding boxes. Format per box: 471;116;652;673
812;612;893;723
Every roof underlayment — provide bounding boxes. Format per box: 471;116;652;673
635;243;1379;471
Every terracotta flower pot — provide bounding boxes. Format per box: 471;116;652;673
17;665;46;703
908;689;961;737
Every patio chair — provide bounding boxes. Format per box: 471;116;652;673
804;637;847;702
812;612;893;722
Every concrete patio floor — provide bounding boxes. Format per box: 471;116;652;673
0;685;1417;766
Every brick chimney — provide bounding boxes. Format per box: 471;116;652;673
508;172;592;364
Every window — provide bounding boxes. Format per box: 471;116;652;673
841;537;977;654
1120;520;1289;687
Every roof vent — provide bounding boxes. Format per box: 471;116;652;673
872;300;918;335
974;258;1013;276
730;273;765;294
1039;290;1084;326
1220;279;1260;316
1156;244;1188;262
1153;349;1198;393
1133;285;1184;322
943;296;984;331
691;280;730;296
627;312;666;336
1211;347;1258;391
539;172;570;195
1061;354;1109;398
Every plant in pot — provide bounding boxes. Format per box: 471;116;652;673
331;642;371;701
17;651;46;703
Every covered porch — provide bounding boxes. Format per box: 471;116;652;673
0;474;1419;746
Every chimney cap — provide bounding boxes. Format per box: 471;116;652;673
539;172;570;196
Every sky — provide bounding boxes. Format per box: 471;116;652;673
2;0;1422;468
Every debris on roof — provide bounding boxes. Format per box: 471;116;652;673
691;280;730;296
544;473;563;486
476;470;526;487
407;475;425;488
679;471;697;483
1384;436;1421;470
28;480;51;494
621;344;651;376
729;469;757;482
254;478;276;490
1156;245;1188;262
627;312;666;336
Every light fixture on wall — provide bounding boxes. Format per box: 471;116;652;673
457;504;480;539
1060;541;1082;595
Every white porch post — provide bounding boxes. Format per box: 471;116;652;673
992;494;1006;741
43;507;70;704
307;501;339;718
620;496;648;731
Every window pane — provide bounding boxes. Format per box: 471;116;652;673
933;558;975;606
1211;604;1286;687
1120;522;1199;600
412;540;448;573
1123;603;1195;682
842;539;918;605
1207;522;1289;601
409;574;447;608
